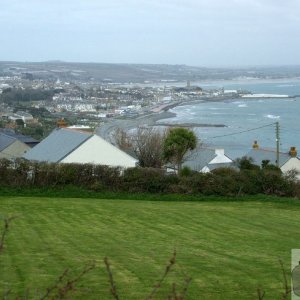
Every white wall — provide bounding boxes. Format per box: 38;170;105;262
281;157;300;180
209;149;232;164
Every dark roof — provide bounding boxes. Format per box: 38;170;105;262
0;133;16;152
0;129;38;145
183;149;216;171
183;148;233;172
23;128;92;163
246;148;292;167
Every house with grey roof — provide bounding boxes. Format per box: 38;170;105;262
246;142;300;179
167;148;233;173
23;128;138;168
0;133;31;159
0;129;39;148
8;111;33;123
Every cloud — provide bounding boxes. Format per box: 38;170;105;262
0;0;299;65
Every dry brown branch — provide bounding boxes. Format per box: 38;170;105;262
104;257;120;300
146;249;177;300
279;259;291;300
40;261;95;299
257;288;265;300
40;269;69;300
179;277;192;300
167;276;191;300
0;215;18;253
113;128;132;151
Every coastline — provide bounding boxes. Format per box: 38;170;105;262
97;97;231;141
97;91;299;143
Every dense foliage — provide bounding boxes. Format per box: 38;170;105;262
0;159;298;197
163;128;197;171
0;87;62;104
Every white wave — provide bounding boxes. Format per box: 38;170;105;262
277;84;295;87
238;104;248;108
243;93;289;98
264;114;280;119
208;107;230;110
211;112;228;115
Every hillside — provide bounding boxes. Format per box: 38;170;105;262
1;61;300;83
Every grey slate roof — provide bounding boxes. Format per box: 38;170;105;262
0;133;16;152
0;129;39;147
246;148;291;168
183;149;216;171
23;128;92;163
183;149;233;172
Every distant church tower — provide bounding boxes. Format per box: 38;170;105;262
187;80;191;88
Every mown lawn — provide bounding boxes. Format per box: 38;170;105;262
1;196;300;299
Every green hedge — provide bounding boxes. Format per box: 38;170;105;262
0;159;299;197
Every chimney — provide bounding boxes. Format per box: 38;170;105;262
57;118;67;128
215;149;225;156
252;140;259;149
289;147;297;157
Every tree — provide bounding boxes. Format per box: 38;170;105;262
234;156;260;171
15;119;25;127
131;128;166;168
261;159;281;172
114;128;132;151
114;127;166;168
163;128;197;171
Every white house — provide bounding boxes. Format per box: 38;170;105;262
0;133;31;159
62;134;137;167
246;142;300;179
167;148;233;173
23;128;137;168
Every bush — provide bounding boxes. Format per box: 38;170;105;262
0;159;299;198
122;167;171;193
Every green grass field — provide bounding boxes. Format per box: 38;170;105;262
1;195;300;299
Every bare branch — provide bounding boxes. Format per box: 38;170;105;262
40;261;95;299
257;288;265;300
40;268;69;300
104;257;120;300
178;277;192;300
0;215;18;254
279;259;291;300
146;249;177;300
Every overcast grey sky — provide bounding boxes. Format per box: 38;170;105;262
0;0;299;66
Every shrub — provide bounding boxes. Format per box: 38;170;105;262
123;167;172;193
0;159;299;198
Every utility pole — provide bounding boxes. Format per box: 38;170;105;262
276;121;280;167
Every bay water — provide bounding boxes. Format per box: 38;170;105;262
161;80;300;159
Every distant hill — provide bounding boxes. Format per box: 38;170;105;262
0;61;300;83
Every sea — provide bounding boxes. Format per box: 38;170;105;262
160;79;300;159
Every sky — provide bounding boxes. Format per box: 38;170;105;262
0;0;300;66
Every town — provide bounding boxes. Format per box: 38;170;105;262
0;62;250;141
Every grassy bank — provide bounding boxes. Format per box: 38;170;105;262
1;196;300;299
0;185;299;203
